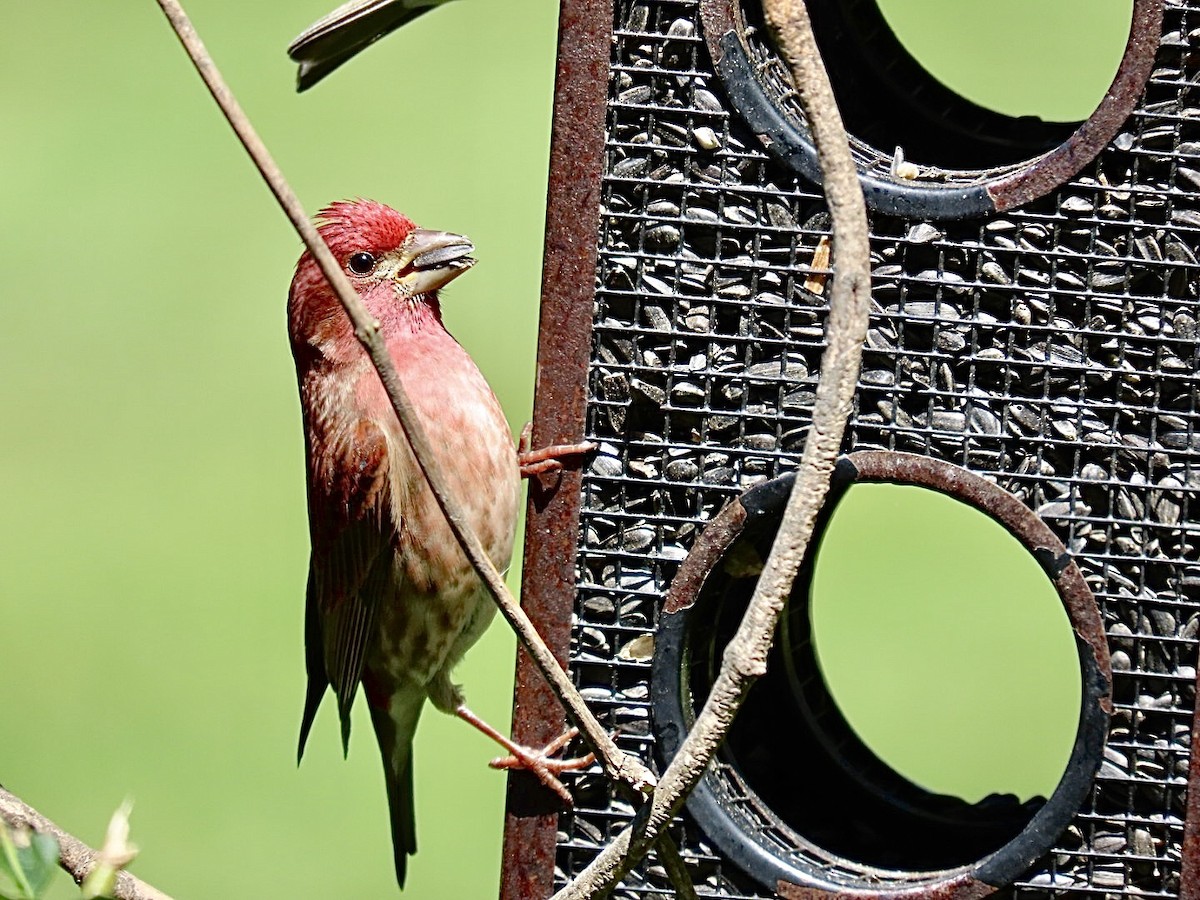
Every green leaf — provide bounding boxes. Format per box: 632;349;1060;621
0;821;34;900
15;835;57;899
0;824;59;900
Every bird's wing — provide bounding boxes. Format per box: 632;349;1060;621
298;417;399;758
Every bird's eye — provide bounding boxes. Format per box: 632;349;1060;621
347;252;376;275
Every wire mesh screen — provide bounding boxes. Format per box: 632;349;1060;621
516;1;1200;897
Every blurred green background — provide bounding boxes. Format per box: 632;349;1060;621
0;1;1130;897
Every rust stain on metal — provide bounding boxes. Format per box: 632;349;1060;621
1181;655;1200;900
988;0;1163;211
663;499;748;614
1054;563;1114;715
777;872;996;900
498;0;613;895
698;0;736;63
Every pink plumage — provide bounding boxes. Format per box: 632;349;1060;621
288;199;520;887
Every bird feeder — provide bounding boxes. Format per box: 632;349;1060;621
504;2;1200;898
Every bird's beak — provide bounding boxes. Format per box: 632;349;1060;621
395;229;476;295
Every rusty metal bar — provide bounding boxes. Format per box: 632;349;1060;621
498;0;615;894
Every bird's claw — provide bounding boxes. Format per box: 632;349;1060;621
487;727;595;804
518;423;597;479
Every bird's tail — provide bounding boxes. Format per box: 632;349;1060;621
368;687;426;889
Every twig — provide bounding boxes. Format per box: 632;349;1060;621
151;0;653;794
552;0;872;895
654;832;699;900
0;787;172;900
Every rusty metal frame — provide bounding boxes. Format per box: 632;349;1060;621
498;0;614;895
1184;692;1200;900
698;0;1163;218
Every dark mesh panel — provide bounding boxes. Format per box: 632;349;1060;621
548;2;1200;896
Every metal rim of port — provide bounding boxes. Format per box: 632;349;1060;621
697;0;1163;220
652;450;1113;896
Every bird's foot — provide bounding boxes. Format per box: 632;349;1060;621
518;422;596;478
455;706;594;805
487;728;595;804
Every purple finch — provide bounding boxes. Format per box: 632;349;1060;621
289;199;519;887
289;199;594;887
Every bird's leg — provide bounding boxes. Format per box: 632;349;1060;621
455;705;595;804
518;422;597;479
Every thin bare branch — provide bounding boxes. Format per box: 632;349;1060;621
654;832;699;900
152;0;653;794
0;787;172;900
553;0;872;894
